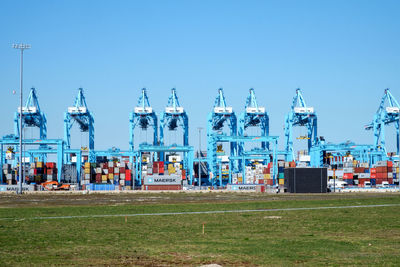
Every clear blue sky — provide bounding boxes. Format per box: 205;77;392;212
1;0;400;153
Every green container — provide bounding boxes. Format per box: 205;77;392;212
278;173;285;179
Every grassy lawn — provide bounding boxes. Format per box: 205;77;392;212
0;193;399;266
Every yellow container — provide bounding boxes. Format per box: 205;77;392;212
108;173;114;179
279;179;285;185
84;162;91;168
264;174;271;179
84;168;91;174
102;175;107;181
36;162;43;168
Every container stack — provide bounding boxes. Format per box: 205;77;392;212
328;160;399;187
142;161;184;190
45;162;57;182
2;164;14;184
263;165;272;185
82;160;133;189
31;162;45;184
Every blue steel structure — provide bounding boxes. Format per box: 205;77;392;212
136;144;194;185
207;88;237;185
14;87;47;141
129;88;158;155
238;88;269;167
0;137;64;182
64;88;95;162
211;135;279;185
159;88;189;158
309;141;383;167
365;89;400;156
284;89;317;162
13;87;48;162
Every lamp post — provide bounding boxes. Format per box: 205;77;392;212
198;127;203;189
13;43;31;194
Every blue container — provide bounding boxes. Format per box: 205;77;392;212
393;173;397;179
344;179;353;185
364;169;370;173
370;178;376;185
278;167;284;173
126;180;132;186
88;183;115;191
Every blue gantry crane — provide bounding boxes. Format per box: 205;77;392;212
14;87;47;141
159;88;189;162
284;88;317;162
207;88;238;185
238;88;269;152
64;88;95;162
365;89;400;156
13;87;48;162
159;88;189;147
129;88;158;153
309;140;380;167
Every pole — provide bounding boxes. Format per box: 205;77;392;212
198;127;203;189
13;43;30;194
18;48;23;194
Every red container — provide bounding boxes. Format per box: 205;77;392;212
159;167;164;175
108;167;113;174
382;172;388;179
354;167;365;173
153;164;158;174
388;161;393;167
47;169;53;175
125;170;131;181
34;168;38;175
182;169;186;180
144;185;182;191
370;168;376;174
263;168;270;174
359;178;369;185
266;179;274;186
158;161;164;169
387;167;393;173
258;179;264;184
376;178;383;184
289;161;296;168
371;173;377;179
343;173;353;179
388;178;393;184
46;162;56;169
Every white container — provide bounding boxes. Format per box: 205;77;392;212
343;168;353;173
299;155;311;162
294;107;314;114
67;106;87;114
18;106;38;113
358;173;370;178
386;107;400;114
134;107;152;113
246;107;265;113
165;107;184;113
214;107;233;113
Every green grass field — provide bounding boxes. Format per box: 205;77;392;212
0;192;399;266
